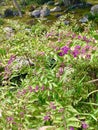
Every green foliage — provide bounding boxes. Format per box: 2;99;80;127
0;18;4;25
24;0;50;5
0;14;98;129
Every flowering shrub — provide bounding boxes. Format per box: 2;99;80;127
0;15;98;130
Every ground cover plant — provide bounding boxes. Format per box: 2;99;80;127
0;14;98;130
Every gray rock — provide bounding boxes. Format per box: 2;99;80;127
50;6;62;12
64;20;70;25
31;9;40;17
54;2;60;6
79;17;88;23
47;1;54;5
10;57;34;72
91;4;98;15
40;7;50;17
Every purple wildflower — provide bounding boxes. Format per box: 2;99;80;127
41;86;45;91
22;89;27;94
58;51;64;56
61;46;70;54
72;33;76;39
81;48;86;54
28;86;33;93
58;108;64;113
8;55;16;65
75;45;81;50
7;117;14;122
49;102;56;110
34;85;39;92
70;126;74;130
78;35;82;39
44;115;50;121
72;49;80;57
20;112;24;118
85;54;91;59
82;122;89;129
59;67;64;75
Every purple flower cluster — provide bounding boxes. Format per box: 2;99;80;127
69;121;89;130
58;46;70;56
17;85;46;97
49;102;56;110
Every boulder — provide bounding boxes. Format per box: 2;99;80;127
31;9;40;17
40;7;50;17
91;4;98;15
79;17;88;23
50;6;62;12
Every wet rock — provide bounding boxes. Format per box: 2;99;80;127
91;4;98;15
64;20;70;25
4;8;13;17
79;17;88;23
50;6;62;12
40;7;50;17
31;9;40;17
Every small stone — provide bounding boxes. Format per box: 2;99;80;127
31;9;40;17
64;20;70;25
79;17;88;23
